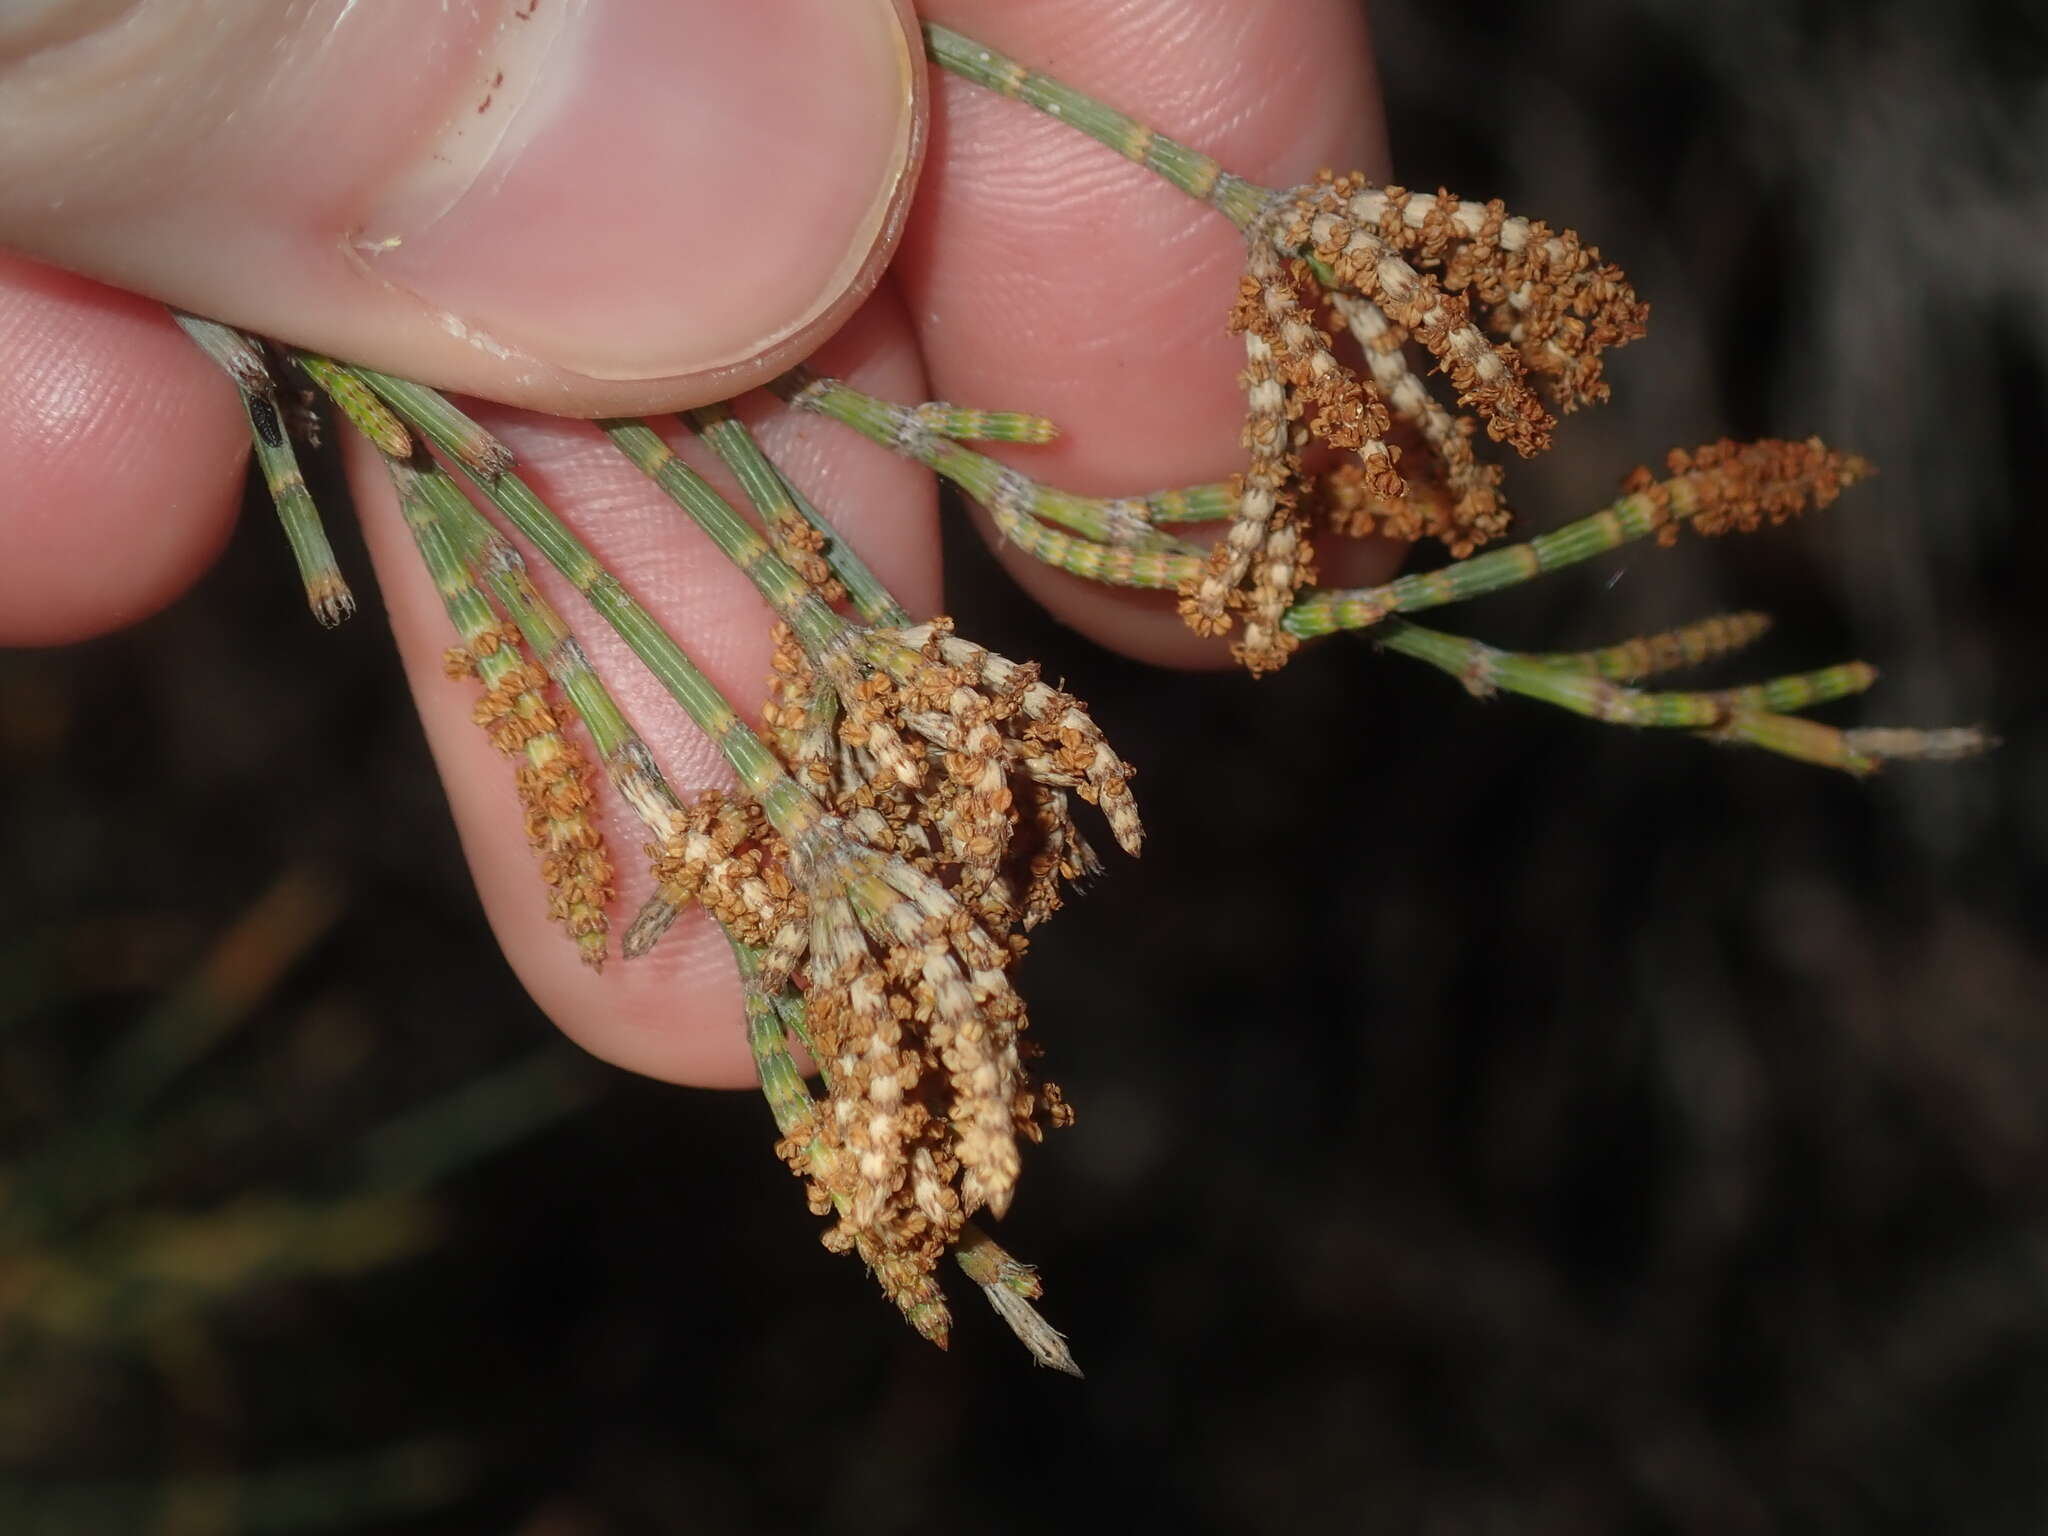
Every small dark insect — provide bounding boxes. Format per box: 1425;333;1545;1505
248;393;284;449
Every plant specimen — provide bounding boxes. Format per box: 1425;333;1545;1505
166;21;1988;1372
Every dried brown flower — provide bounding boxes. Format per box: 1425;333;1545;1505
449;621;613;969
1178;169;1648;667
1621;436;1870;545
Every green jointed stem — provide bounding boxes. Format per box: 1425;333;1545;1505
734;940;817;1144
687;404;910;626
173;314;354;626
1529;612;1775;682
784;374;1203;562
1284;488;1704;638
1714;662;1878;715
385;461;503;673
1378;618;1884;773
1125;482;1245;524
345;368;513;478
291;352;412;458
907;403;1059;444
923;22;1268;229
291;362;689;857
992;505;1200;588
785;461;912;625
350;368;820;839
410;463;620;748
599;419;852;657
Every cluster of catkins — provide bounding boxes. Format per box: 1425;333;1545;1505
647;613;1139;1338
446;621;614;971
1185;172;1651;674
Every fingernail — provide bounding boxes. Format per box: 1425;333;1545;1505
353;0;917;382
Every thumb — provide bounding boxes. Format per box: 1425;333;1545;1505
0;0;923;415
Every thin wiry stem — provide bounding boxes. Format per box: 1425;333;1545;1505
1119;481;1256;525
780;372;1205;563
792;366;1982;772
599;419;854;657
1527;612;1775;682
174;315;354;625
290;352;413;459
686;403;910;627
1377;619;1981;773
922;22;1270;229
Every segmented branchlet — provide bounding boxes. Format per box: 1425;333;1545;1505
1526;611;1776;683
174;314;355;626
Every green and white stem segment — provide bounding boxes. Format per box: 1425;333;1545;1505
1286;486;1807;638
686;403;910;628
923;21;1269;232
1138;482;1271;525
292;351;413;459
781;373;1205;566
1380;619;1888;771
174;314;354;626
601;417;936;790
1528;612;1775;682
347;367;828;850
598;419;857;660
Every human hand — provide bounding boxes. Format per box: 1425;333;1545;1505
0;0;1398;1084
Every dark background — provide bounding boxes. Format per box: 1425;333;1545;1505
5;0;2045;1529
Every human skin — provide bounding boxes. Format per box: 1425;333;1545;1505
0;0;1397;1085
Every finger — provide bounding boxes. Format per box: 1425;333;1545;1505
0;250;246;645
0;0;923;416
347;285;936;1086
899;0;1403;665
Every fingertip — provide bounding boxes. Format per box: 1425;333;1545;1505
525;914;763;1090
0;253;246;645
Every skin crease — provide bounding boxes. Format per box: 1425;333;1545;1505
0;0;1395;1085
